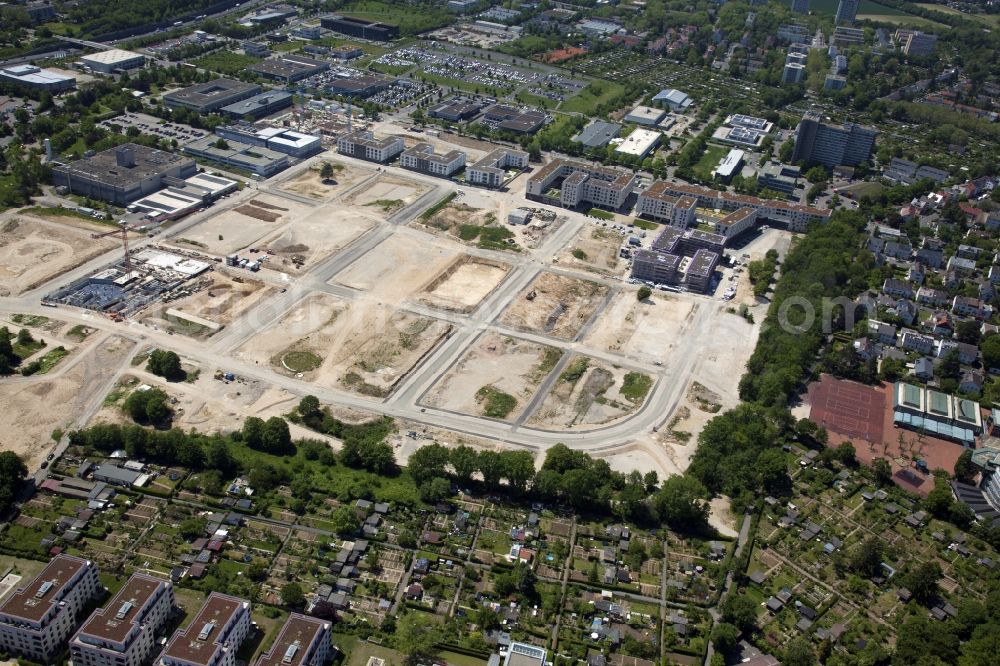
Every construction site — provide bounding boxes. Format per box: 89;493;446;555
43;224;213;319
417;256;511;312
499;272;611;341
528;356;653;429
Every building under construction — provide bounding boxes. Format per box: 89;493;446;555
44;248;211;319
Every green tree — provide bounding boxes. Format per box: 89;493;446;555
651;475;709;531
784;637;815;666
419;477;452;503
902;560;942;603
409;443;451;486
147;349;184;380
280;582;305;607
0;451;28;513
450;445;478;485
395;612;442;665
330;506;359;535
242;416;265;449
637;286;652;301
848;536;884;578
721;594;757;632
16;328;32;346
298;395;321;418
179;516;206;540
261;416;292;454
872;457;893;486
954;449;975;482
710;622;739;653
981;334;1000;370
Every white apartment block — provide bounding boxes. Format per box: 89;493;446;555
526;158;636;210
71;574;175;666
635;190;697;228
899;328;935;354
399;143;466;177
161;593;251;666
0;554;101;662
336;130;404;163
637;181;830;232
466;148;529;188
713;207;758;239
254;614;332;666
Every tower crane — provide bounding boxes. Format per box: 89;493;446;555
90;221;132;276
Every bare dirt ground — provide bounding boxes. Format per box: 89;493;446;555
236;293;451;397
595;440;678;479
421;332;561;421
333;230;460;305
0;215;118;296
280;161;373;199
584;292;695;363
499;272;610;341
261;206;376;273
91;371;331;446
415;196;560;251
142;271;272;335
528;356;650;428
556;226;628;277
172;194;311;256
687;303;759;409
708;496;739;538
341;172;429;210
418;256;510;312
0;334;134;470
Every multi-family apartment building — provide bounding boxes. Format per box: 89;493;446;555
635;188;698;228
399;143;466;178
465;148;529;188
525;158;636;210
631;226;723;293
160;594;251;666
637;180;830;233
792;112;877;168
254;614;332;666
336;130;404;163
0;554;101;662
70;574;175;666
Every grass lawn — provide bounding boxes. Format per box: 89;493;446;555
857;13;949;28
633;218;659;230
692;144;728;182
561;80;626;115
35;346;70;374
344;640;405;666
1;556;48;581
439;650;488;666
476;386;518;419
916;3;1000;25
192;52;263;75
173;587;208;627
621;372;653;403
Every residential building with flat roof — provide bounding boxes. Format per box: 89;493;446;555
400;143;466;177
161;594;250;666
249;55;329;83
832;26;864;47
70;574;174;666
782;61;806;84
713;148;744;182
638;180;830;232
184;136;290;177
526;158;636;210
80;49;145;73
221;91;293;119
792;112;877;168
757;163;800;195
254;614;331;666
337;129;404;163
777;23;808;43
712;207;758;239
632;220;721;292
52;144;197;205
320;15;399;41
164;79;262;114
635;191;697;228
0;555;101;662
242;41;271;57
0;64;75;91
900;30;937;56
835;0;859;24
466;148;528;188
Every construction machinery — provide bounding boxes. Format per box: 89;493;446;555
90;221;132;276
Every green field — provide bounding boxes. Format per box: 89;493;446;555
192;52;262;75
692;144;729;182
809;0;908;16
916;3;1000;24
561;80;627;115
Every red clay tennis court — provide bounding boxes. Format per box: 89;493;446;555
806;374;885;444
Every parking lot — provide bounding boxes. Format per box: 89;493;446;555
98;111;210;145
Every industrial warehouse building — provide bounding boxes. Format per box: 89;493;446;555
214;125;322;158
0;64;75;91
320;15;399;41
337;130;404;163
164;79;262;114
184;136;290;177
69;574;174;666
573;120;621;149
526;158;636;210
466;148;528;188
221;90;293;119
326;74;392;99
79;49;145;73
52;144;197;205
0;555;101;662
614;128;661;159
399;143;466;178
249;54;329;83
